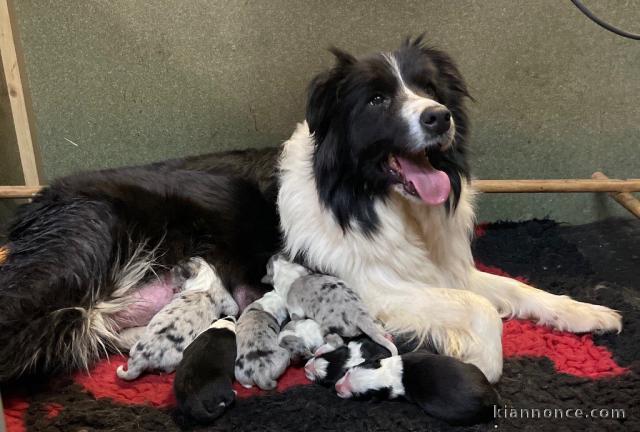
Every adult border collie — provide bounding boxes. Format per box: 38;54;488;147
0;36;621;383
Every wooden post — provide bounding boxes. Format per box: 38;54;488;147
0;0;42;186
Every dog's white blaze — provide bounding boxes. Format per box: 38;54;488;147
344;341;366;369
385;55;455;151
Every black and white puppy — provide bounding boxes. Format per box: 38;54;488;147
173;316;237;423
334;352;499;425
304;335;392;386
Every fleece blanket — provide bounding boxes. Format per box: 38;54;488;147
2;219;639;432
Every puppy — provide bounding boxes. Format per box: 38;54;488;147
278;319;324;363
335;352;500;425
304;335;392;386
174;316;237;422
266;255;398;356
116;258;239;380
234;291;290;390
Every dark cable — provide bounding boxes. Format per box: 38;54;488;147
570;0;640;40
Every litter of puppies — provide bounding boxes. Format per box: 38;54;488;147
115;254;499;424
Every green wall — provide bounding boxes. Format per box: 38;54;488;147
6;0;640;224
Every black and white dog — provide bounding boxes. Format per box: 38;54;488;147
0;36;621;383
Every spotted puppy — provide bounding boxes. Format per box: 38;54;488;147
174;316;237;422
305;335;392;385
234;291;290;390
116;258;239;380
335;352;500;425
278;318;325;363
265;255;398;356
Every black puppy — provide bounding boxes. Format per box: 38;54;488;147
173;316;237;422
334;352;499;425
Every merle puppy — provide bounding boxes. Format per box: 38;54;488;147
116;258;238;380
266;255;398;356
278;318;325;363
174;316;237;422
335;352;500;425
234;291;290;390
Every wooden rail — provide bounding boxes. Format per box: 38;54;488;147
474;178;640;193
0;185;42;198
1;178;640;199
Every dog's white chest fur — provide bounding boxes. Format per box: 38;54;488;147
278;122;476;316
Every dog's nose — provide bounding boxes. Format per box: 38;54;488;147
420;106;451;135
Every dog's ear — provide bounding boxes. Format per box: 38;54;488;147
328;47;356;66
306;47;355;140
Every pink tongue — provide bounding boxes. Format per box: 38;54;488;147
397;156;451;205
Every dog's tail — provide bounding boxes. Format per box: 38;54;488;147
0;195;157;382
357;317;399;356
116;354;147;381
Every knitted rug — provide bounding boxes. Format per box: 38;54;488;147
2;219;639;432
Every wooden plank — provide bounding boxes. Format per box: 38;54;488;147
0;0;42;186
592;172;640;219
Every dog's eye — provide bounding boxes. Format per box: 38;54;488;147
369;94;387;106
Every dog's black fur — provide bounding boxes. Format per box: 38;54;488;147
0;149;280;381
401;352;500;425
0;37;472;383
308;36;470;233
174;317;237;422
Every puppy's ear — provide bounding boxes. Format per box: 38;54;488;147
306;47;355;140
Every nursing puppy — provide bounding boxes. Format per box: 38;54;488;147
305;335;392;386
116;258;239;380
234;291;290;390
278;319;325;363
266;255;398;356
335;352;499;425
174;316;237;422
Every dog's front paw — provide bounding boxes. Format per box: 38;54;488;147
235;346;290;390
544;298;622;334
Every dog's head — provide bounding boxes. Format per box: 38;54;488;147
307;35;471;233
